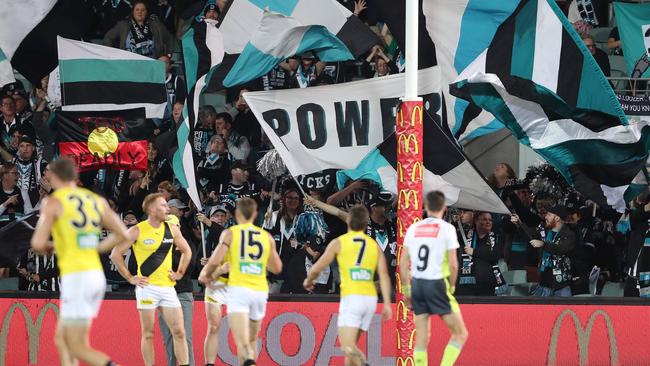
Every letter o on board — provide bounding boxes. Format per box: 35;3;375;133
266;312;315;365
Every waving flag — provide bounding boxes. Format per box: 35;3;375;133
0;0;92;85
451;0;649;211
612;1;650;79
223;10;353;87
0;49;14;88
58;37;167;118
173;20;224;211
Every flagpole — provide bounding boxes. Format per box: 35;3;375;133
396;0;423;365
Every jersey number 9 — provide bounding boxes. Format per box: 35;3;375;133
240;230;263;260
416;245;430;271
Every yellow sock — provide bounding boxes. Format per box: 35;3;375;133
414;349;428;366
440;341;463;366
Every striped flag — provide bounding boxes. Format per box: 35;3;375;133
451;0;650;211
57;37;167;118
223;10;353;88
173;20;224;211
336;110;509;214
0;48;15;88
0;0;93;85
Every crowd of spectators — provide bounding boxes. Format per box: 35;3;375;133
0;0;645;303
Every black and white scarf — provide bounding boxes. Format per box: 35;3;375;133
128;17;154;57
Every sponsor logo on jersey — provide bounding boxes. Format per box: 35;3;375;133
240;262;263;275
143;239;155;245
350;268;372;281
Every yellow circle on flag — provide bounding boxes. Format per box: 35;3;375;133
87;127;119;155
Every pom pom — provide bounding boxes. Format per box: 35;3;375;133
295;209;329;243
524;162;573;202
257;149;286;180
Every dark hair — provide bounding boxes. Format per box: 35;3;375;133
348;205;369;231
49;158;78;182
198;105;217;121
279;188;303;222
237;197;257;220
1;95;13;105
131;0;150;12
0;163;16;181
215;112;233;124
425;191;446;212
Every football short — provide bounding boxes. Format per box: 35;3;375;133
135;284;181;310
204;281;227;306
60;270;106;321
411;278;459;316
337;295;377;331
226;286;268;321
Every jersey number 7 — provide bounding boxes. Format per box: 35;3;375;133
353;238;366;266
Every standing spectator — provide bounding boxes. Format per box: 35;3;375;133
159;201;197;366
18;249;59;292
193;106;217;158
361;45;398;78
457;212;503;296
264;188;303;293
504;181;540;270
233;89;262;148
147;141;174;189
197;134;232;192
0;96;33;150
197;204;227;260
365;194;397;287
0;163;24;226
583;35;610;76
103;0;177;58
624;194;650;296
216;112;250;163
212;162;260;204
159;55;187;122
530;205;575;297
12;135;47;214
3;82;32;123
289;53;325;88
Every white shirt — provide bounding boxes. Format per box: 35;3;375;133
404;217;459;280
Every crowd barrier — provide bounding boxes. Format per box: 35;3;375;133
1;293;649;365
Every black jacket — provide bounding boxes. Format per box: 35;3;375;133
538;225;575;289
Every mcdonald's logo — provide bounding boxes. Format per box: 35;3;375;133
397;218;404;238
410;105;423;127
397;162;404;183
398;190;419;209
398;134;419;154
396;356;415;366
547;309;619;366
397;300;409;322
411;162;423;182
0;302;59;365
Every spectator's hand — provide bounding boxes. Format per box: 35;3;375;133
200;257;208;266
510;214;520;225
530;239;544;248
353;0;367;16
464;246;474;256
140;173;150;190
197;213;210;225
209;191;218;201
128;275;149;287
30;274;40;282
381;303;392;320
17;268;28;277
39;178;51;193
153;128;161;136
4;195;18;207
348;180;367;193
290;238;299;249
35;88;47;100
645;200;650;213
169;270;183;281
303;277;315;291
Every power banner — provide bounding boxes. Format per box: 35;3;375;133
242;67;443;176
2;299;650;365
55;108;151;172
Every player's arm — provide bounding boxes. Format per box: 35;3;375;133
267;232;282;275
97;198;130;254
198;229;232;285
31;196;61;253
170;224;192;280
447;249;459;294
303;238;339;291
376;242;393;320
110;225;147;286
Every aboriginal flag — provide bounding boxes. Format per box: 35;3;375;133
55;108;151;172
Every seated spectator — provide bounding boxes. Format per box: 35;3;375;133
0;95;34;151
0;163;24;225
193;105;217;158
18;248;59;292
583;34;610;76
147;141;173;188
456;212;504;296
12;135;47;213
197;204;228;261
529;205;575;297
216;112;250;163
361;45;399;78
3;81;32;124
607;26;623;55
211;161;260;203
103;0;177;58
197;134;232;192
233;89;262;148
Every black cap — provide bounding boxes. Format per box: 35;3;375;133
2;81;26;98
547;204;568;220
204;3;218;13
231;161;251;171
19;135;35;145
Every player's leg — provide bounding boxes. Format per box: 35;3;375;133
157;309;176;366
413;314;431;366
54;324;77;366
248;319;262;360
160;306;189;365
228;312;254;364
338;327;365;366
138;309;157;366
62;323;112;366
439;280;468;366
204;303;223;365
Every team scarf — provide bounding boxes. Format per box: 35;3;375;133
128;17;153;56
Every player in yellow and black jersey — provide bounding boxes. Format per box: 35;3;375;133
31;158;129;366
199;197;282;366
304;205;392;366
111;193;192;366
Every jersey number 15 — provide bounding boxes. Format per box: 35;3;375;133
240;230;263;261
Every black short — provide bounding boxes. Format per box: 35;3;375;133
411;278;457;316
